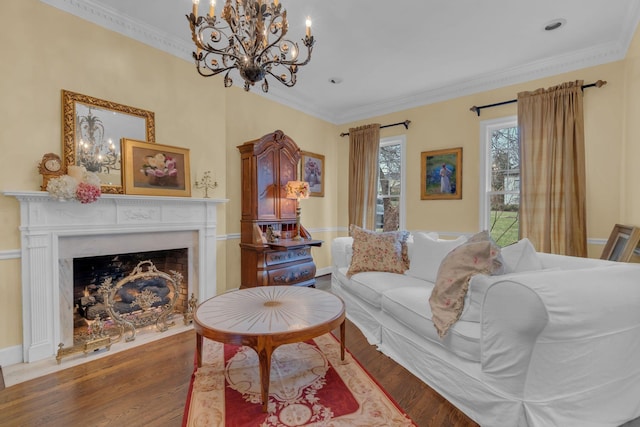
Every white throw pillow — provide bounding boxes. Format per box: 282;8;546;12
406;233;466;283
407;231;438;261
501;238;543;274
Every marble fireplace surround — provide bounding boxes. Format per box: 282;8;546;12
5;191;226;364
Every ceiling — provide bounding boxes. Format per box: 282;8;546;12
42;0;640;124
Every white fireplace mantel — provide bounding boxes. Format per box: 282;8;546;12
4;191;227;363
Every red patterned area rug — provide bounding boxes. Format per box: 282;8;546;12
182;333;417;426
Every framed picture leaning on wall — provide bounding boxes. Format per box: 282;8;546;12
601;224;640;262
421;147;462;200
121;138;191;197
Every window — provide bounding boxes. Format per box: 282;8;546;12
480;117;520;246
376;136;406;231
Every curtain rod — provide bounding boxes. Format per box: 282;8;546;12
469;80;607;117
340;120;411;137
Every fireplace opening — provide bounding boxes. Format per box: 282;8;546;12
72;248;189;345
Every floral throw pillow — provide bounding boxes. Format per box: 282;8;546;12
346;225;410;278
429;231;503;338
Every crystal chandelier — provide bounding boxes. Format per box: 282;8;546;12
187;0;315;92
76;108;120;174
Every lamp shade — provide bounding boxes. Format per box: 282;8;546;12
285;181;310;200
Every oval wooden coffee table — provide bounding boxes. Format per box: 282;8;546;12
193;285;346;412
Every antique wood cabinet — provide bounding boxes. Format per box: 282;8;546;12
237;130;322;288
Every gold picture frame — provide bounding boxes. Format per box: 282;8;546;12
121;139;191;197
62;90;155;194
420;147;462;200
300;151;324;197
600;224;640;262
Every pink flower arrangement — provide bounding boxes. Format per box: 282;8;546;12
46;166;102;204
75;182;101;204
141;153;178;178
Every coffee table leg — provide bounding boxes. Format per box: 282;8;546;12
340;320;346;361
196;332;203;368
255;343;274;412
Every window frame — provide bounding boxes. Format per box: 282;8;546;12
479;115;518;233
377;135;406;231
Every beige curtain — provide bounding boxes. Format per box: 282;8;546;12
517;80;587;256
348;124;381;230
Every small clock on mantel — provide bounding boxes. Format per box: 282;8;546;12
38;153;64;190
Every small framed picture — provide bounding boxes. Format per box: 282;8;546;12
300;151;324;197
121;138;191;197
600;224;640;262
421;147;462;200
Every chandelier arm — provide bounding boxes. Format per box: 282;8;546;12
259;39;313;69
264;67;296;88
260;11;287;53
225;1;258;61
191;20;241;61
194;62;238;78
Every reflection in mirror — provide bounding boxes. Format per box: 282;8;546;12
62;90;155;194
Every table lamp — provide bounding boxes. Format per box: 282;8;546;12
285;180;310;240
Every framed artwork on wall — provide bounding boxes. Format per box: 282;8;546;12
600;224;640;262
420;147;462;200
121;138;191;197
300;151;324;197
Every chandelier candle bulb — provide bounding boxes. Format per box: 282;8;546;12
209;0;215;17
306;17;311;37
192;0;199;16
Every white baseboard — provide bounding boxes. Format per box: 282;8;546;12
0;344;23;367
316;266;332;276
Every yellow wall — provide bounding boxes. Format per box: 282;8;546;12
1;0;639;356
623;26;640;225
223;88;340;289
338;61;629;258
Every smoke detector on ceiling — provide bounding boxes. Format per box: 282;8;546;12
544;18;566;31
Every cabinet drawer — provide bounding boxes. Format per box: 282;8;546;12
265;247;311;266
268;261;316;286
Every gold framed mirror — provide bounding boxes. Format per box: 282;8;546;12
62;90;155;194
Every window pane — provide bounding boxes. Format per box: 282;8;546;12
488;124;519;246
378;142;402;231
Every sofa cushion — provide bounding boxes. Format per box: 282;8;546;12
429;231;503;337
342;270;429;308
406;233;467;282
501;238;543;273
346;225;410;277
381;286;481;362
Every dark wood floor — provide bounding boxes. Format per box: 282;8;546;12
0;281;478;427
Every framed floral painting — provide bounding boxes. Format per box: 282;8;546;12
121;138;191;197
420;147;462;200
300;151;324;197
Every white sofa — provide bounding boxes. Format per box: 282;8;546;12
331;233;640;427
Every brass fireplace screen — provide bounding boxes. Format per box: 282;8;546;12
57;260;185;363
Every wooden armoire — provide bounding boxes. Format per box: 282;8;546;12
237;130;322;288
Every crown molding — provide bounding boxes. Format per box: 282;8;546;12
41;0;640;125
41;0;194;62
332;41;628;124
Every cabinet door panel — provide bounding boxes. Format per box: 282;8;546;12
279;148;298;219
257;147;278;219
